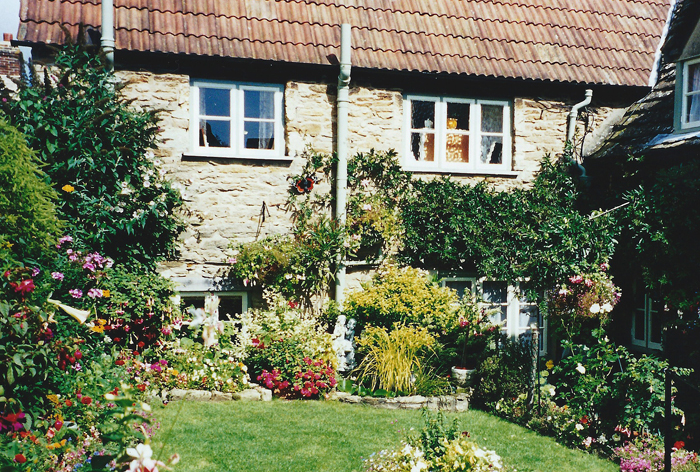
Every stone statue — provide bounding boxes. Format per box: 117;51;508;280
332;315;356;373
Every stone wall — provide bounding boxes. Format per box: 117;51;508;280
115;70;622;285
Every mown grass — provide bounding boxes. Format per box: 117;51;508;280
151;399;618;472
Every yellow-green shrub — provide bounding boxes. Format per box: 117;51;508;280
344;265;460;334
356;324;434;393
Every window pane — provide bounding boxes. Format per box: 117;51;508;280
445;135;469;163
482;281;507;303
447;102;470;130
519;306;539;329
481;105;503;132
244;90;275;119
650;311;662;344
199;119;230;147
444;280;473;299
181;296;243;320
488;306;507;325
687;63;700;93
481;136;503;164
199;87;230;117
687;95;700;123
411;100;435;129
244;121;275;150
411;132;435;161
634;310;645;340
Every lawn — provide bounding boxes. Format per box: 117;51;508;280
151;400;618;472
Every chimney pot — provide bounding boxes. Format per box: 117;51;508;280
3;33;13;41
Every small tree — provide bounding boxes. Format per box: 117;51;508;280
1;42;184;267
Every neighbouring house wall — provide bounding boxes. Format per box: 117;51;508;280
0;41;22;91
114;70;622;285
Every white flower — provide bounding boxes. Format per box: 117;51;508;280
575;363;586;374
575;423;584;431
601;302;613;313
126;444;153;462
362;203;372;211
589;303;601;314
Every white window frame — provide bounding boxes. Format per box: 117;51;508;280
631;294;662;351
189;80;285;159
680;58;700;129
179;291;249;320
440;277;546;355
402;95;513;174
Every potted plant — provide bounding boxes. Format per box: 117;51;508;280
451;305;497;387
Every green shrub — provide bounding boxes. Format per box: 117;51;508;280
0;119;61;267
344;265;461;335
355;324;434;393
472;335;532;409
1;42;184;267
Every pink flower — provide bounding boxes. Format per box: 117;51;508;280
51;272;65;281
83;262;96;272
569;275;583;284
69;289;83;298
459;317;469;328
87;288;103;298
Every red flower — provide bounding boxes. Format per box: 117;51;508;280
54;419;63;431
674;441;686;450
10;279;35;295
14;454;27;464
65;400;73;407
81;396;92;405
136;384;146;392
115;359;125;366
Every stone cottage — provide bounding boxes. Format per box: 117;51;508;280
15;0;673;341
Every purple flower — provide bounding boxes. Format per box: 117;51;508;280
69;289;83;298
51;272;65;281
83;262;95;272
31;268;40;277
87;288;103;299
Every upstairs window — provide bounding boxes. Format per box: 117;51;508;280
190;80;284;158
681;58;700;129
403;96;512;173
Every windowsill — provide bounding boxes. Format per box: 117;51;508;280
403;165;520;177
183;151;294;162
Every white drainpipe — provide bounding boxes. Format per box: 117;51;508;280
101;0;115;72
566;89;592;177
334;23;351;308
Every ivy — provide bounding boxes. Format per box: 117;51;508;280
399;156;618;296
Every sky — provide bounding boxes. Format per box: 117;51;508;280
0;0;20;40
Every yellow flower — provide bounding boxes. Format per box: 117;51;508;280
61;184;75;193
47;394;60;405
90;325;105;333
97;319;107;326
102;290;110;298
1;241;13;249
546;359;554;370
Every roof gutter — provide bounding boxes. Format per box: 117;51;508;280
101;0;115;72
566;89;592;177
334;23;351;308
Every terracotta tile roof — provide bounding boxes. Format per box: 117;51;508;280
17;0;672;86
